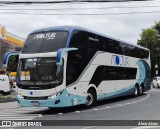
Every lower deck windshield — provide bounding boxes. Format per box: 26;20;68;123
17;57;63;85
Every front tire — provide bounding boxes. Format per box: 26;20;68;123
157;84;160;88
85;90;96;108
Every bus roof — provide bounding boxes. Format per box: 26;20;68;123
29;25;149;51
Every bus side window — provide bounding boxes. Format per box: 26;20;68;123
105;39;123;55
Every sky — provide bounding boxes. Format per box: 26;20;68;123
0;0;160;45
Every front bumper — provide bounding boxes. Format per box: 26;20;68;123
17;90;86;108
17;97;67;107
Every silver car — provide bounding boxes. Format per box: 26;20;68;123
152;76;160;88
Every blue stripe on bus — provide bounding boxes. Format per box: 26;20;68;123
17;86;134;108
136;60;151;91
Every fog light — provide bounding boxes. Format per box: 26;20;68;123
55;100;60;105
18;94;24;99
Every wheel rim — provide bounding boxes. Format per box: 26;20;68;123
86;93;93;106
139;86;142;95
135;87;138;96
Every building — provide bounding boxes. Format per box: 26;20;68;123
0;24;25;71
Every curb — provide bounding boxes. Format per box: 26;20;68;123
0;98;16;103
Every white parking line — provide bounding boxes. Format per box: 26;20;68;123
44;94;150;117
75;111;81;113
131;126;160;129
82;126;97;129
92;94;150;111
0;107;43;120
58;113;63;115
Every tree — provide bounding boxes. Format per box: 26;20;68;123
138;22;160;77
154;22;160;41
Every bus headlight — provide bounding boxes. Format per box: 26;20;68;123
18;94;24;99
48;90;64;99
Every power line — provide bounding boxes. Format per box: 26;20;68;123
0;5;159;11
0;10;159;15
0;0;152;5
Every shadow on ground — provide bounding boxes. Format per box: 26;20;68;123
26;93;147;115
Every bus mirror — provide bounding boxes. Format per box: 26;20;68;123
56;48;78;65
3;52;20;68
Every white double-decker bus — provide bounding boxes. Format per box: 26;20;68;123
4;26;151;108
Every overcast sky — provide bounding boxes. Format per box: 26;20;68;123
0;0;160;45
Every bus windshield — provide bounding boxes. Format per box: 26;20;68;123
17;57;63;85
22;31;69;54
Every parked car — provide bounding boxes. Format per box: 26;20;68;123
0;74;10;95
152;76;160;88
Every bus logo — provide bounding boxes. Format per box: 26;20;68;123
34;33;56;40
115;56;120;65
29;91;33;95
111;54;129;66
29;91;41;96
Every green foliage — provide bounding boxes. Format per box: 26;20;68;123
138;22;160;77
0;95;11;99
7;55;19;72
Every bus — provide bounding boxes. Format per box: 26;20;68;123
3;26;151;108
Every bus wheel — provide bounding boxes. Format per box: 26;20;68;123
134;86;138;97
85;90;96;108
138;85;144;96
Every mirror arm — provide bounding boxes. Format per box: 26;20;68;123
3;51;20;68
56;48;78;65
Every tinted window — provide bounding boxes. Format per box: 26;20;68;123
90;66;137;86
140;49;149;59
69;31;88;48
67;31;89;86
88;33;103;50
120;42;149;59
66;62;85;85
22;31;69;53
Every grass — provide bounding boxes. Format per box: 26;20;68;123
0;95;12;99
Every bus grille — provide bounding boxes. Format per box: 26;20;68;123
24;96;48;100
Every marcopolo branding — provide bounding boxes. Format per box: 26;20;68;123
89;37;99;42
34;33;56;40
111;54;129;66
29;91;41;96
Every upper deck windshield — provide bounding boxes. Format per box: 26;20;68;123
22;31;69;54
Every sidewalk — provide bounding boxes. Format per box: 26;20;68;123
0;101;19;110
0;91;19;110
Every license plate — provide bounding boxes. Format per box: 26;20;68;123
31;101;40;106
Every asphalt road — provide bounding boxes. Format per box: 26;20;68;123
1;88;160;129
